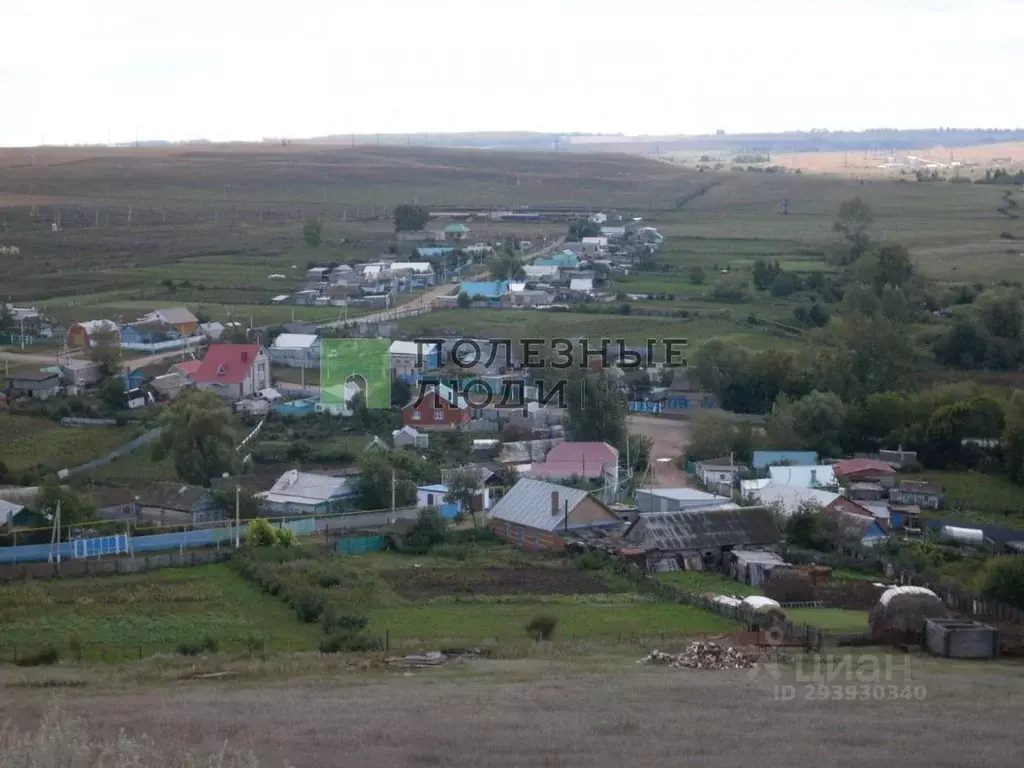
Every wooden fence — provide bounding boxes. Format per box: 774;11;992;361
885;562;1024;625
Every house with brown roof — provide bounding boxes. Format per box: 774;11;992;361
193;344;270;401
832;458;897;488
136;482;225;525
138;308;200;336
522;442;619;484
820;500;888;549
889;480;943;509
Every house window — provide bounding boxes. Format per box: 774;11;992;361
433;410;444;421
518;528;525;542
412;411;422;421
532;533;539;547
504;522;510;537
427;494;435;506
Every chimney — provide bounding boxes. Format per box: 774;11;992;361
551;490;559;516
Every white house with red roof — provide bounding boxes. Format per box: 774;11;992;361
192;344;270;401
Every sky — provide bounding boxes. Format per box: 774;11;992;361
3;0;1023;146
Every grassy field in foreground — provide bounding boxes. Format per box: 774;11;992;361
0;414;139;478
0;564;321;661
367;601;735;649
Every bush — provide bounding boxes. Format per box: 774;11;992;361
292;589;325;623
576;551;608;571
322;605;369;634
246;518;279;548
320;632;382;653
979;556;1024;609
245;634;266;654
15;646;60;667
525;614;558;641
176;642;203;656
433;543;470;561
401;509;448;554
202;635;219;653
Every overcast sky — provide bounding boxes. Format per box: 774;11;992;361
3;0;1022;146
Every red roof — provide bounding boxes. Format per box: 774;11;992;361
832;458;895;477
524;442;618;480
193;344;261;385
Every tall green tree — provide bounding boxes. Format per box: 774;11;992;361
393;204;431;232
354;453;417;510
88;326;122;376
564;371;627;448
832;197;874;264
444;469;483;527
153;389;238;486
568;219;601;241
489;251;525;281
35;478;97;531
303;217;323;247
817;314;915;402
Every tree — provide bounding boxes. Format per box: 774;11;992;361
788;390;845;458
1004;417;1024;484
770;272;797;297
933;317;991;370
213;486;264;521
784;507;839;551
817;315;915;402
98;376;126;411
0;305;14;337
390;376;412;409
564;371;627;448
489;252;525;281
456;292;471;309
444;469;483;527
88;326;122;376
980;292;1023;340
752;259;781;290
832;197;874;264
689;264;706;284
354;453;417;510
568;219;601;241
393;204;430;232
35;478;97;532
153;389;238;486
302;217;323;247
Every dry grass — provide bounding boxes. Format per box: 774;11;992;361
1;655;1022;767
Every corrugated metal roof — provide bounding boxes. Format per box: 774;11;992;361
625;507;781;551
754;483;840;516
768;465;836;488
257;470;350;505
272;334;319;349
489;478;597;532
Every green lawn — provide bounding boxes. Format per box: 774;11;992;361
0;564;322;661
916;470;1024;525
367;600;735;648
83;448;178;487
0;414;139;477
785;608;870;634
658;570;763;596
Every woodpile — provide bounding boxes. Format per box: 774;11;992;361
639;642;760;670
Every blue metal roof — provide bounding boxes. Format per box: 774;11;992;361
460;281;508;297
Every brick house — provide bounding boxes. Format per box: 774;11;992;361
402;383;470;431
193;344;271;401
488;478;621;550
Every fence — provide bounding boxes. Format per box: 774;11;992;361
60;427;163;478
0;548;232;583
60;417;119;427
885;562;1024;625
336;535;386;554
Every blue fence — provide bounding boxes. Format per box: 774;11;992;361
0;516;318;564
629;396;717;414
336;535;385;554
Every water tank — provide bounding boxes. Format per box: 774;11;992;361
940;526;985;545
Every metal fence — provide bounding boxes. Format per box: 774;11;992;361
0;548;232;583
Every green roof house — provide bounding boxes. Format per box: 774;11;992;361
444;223;470;241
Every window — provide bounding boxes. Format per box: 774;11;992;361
412;411;422;421
518;527;525;542
532;533;539;547
504;522;510;537
427;494;434;506
434;409;444;421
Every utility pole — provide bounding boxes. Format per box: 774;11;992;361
391;469;396;519
235;486;241;548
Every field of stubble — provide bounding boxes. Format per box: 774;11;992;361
1;655;1020;768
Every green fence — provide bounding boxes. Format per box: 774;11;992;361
336;535;386;555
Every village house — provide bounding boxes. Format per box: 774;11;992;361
402;383;471;430
416;482;490;518
847;482;886;502
821;500;888;549
136;482;225;525
389;340;441;376
489;478;621;550
150;371;192;401
5;370;61;400
522;442;619;488
392;425;429;449
832;458;897;488
459;281;509;306
66;320;119;349
766;464;836;489
444;223;470;241
523;265;560;281
600;226;626;239
889;480;944;509
119;320;183;348
138;308;199;336
623;506;782;572
193;344;271;401
88;487;139;520
751;450;819;471
635;487;735;514
744;482;840;517
60;359;103;387
269;333;321;368
169;359;203;381
696;456;746;488
257;469;354;516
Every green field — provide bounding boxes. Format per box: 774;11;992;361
785;608;870;634
916;471;1024;526
658;570;763;596
0;414;138;478
0;564;321;661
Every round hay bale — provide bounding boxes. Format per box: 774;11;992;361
764;568;817;604
870;587;948;642
740;596;788;627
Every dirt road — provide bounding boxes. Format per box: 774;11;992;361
0;343;204;371
628;414;692;487
2;657;1019;767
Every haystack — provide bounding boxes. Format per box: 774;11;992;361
870;586;948;642
741;596;787;628
764;568;817;604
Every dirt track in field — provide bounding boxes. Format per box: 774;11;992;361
381;567;608;600
627;415;692;487
1;657;1021;767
